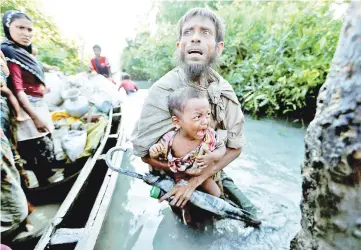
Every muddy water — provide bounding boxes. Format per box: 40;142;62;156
95;89;306;250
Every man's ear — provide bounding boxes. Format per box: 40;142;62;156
171;116;180;129
176;41;180;49
216;41;224;56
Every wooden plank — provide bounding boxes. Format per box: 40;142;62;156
34;109;114;250
113;106;123;136
74;123;126;250
80;169;121;249
97;154;106;161
83;128;124;230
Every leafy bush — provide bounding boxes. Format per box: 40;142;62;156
121;1;343;121
121;27;175;81
218;2;342;121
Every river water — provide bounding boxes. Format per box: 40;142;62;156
95;89;306;250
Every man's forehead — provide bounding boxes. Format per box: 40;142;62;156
182;16;216;31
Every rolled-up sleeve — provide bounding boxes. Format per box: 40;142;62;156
222;97;246;150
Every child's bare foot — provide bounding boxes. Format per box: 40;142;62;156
16;114;30;122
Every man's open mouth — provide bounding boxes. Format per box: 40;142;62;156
188;49;203;55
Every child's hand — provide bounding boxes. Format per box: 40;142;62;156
149;143;165;159
195;147;216;168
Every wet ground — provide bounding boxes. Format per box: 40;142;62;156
95;88;306;250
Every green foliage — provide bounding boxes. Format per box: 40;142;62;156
121;1;342;121
218;1;341;121
1;0;84;74
121;28;176;81
143;27;175;80
155;0;218;25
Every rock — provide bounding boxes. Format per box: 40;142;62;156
291;1;361;249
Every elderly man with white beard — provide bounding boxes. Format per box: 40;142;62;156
131;8;258;217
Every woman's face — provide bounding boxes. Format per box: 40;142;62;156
9;17;33;46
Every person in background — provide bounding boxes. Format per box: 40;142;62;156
89;44;112;79
1;10;56;187
119;74;138;95
120;68;129;80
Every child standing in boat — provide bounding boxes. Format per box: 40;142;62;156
149;87;226;198
0;51;29;122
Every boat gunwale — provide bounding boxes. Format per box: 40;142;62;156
74;117;126;250
33;107;117;250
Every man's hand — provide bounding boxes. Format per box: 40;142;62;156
149;143;164;159
159;177;200;208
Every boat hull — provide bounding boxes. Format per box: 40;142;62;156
2;107;123;250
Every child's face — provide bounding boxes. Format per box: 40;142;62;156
173;97;211;140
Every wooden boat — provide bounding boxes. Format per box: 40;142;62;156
4;106;123;250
